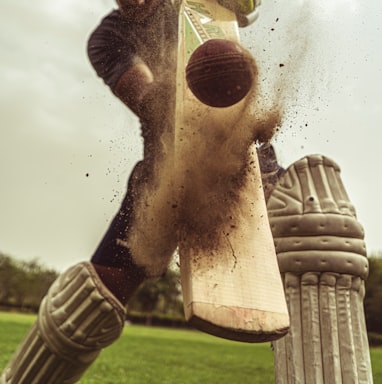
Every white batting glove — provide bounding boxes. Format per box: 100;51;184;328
218;0;262;27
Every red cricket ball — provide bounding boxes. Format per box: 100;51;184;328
185;39;255;108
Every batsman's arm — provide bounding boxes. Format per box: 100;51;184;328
112;0;166;115
114;63;154;116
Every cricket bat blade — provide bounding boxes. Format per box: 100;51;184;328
176;0;289;343
179;147;289;342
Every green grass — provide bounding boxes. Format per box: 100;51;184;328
82;326;274;384
0;312;37;369
1;311;382;383
371;348;382;384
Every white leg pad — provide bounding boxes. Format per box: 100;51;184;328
1;262;126;384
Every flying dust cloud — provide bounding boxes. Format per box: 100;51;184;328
126;3;323;276
175;55;282;247
244;1;336;142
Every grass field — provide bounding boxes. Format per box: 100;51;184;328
1;311;381;383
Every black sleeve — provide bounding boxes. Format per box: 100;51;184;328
87;10;143;92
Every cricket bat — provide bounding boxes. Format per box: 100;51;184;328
175;0;289;342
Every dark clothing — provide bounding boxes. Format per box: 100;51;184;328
87;3;178;158
91;161;147;269
87;4;178;93
89;3;178;270
257;144;285;202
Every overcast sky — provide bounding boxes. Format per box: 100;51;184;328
1;0;381;271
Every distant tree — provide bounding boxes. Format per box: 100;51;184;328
0;253;58;311
18;259;58;309
0;255;17;303
365;253;382;334
128;268;183;324
0;252;184;319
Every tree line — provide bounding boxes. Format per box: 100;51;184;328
1;252;381;336
0;254;58;312
0;253;184;325
364;254;382;342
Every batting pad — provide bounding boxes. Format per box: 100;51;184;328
268;155;373;383
1;262;126;384
267;154;368;278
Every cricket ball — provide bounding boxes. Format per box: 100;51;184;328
185;39;255;108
